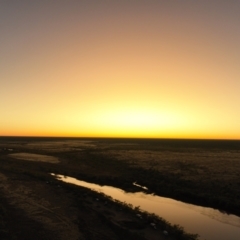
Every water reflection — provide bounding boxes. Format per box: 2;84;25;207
133;182;148;190
52;174;240;240
10;153;59;163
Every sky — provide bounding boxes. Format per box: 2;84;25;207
1;1;240;139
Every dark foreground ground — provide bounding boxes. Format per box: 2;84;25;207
1;137;240;240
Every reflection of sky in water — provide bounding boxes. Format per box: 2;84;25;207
52;174;240;240
188;205;240;229
10;153;59;163
133;182;148;190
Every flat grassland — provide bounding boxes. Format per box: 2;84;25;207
0;137;239;240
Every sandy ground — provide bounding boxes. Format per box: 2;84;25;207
0;150;170;240
0;171;81;240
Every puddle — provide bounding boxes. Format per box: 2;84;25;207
10;153;59;163
133;182;148;190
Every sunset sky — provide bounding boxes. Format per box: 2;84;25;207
1;1;240;139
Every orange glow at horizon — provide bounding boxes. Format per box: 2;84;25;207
1;1;240;140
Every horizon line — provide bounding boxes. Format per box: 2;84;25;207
1;135;240;141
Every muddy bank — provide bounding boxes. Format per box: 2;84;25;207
0;154;196;239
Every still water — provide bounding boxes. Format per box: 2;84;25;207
52;174;240;240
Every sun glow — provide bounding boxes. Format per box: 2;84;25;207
97;109;179;130
1;2;240;139
62;104;194;138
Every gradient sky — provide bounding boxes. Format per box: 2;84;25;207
1;1;240;139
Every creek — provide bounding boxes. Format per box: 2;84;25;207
52;174;240;240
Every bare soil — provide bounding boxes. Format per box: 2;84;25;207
0;139;182;240
2;137;237;240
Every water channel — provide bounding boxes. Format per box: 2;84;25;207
52;174;240;240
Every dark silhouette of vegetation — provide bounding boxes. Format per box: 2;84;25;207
1;137;239;239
